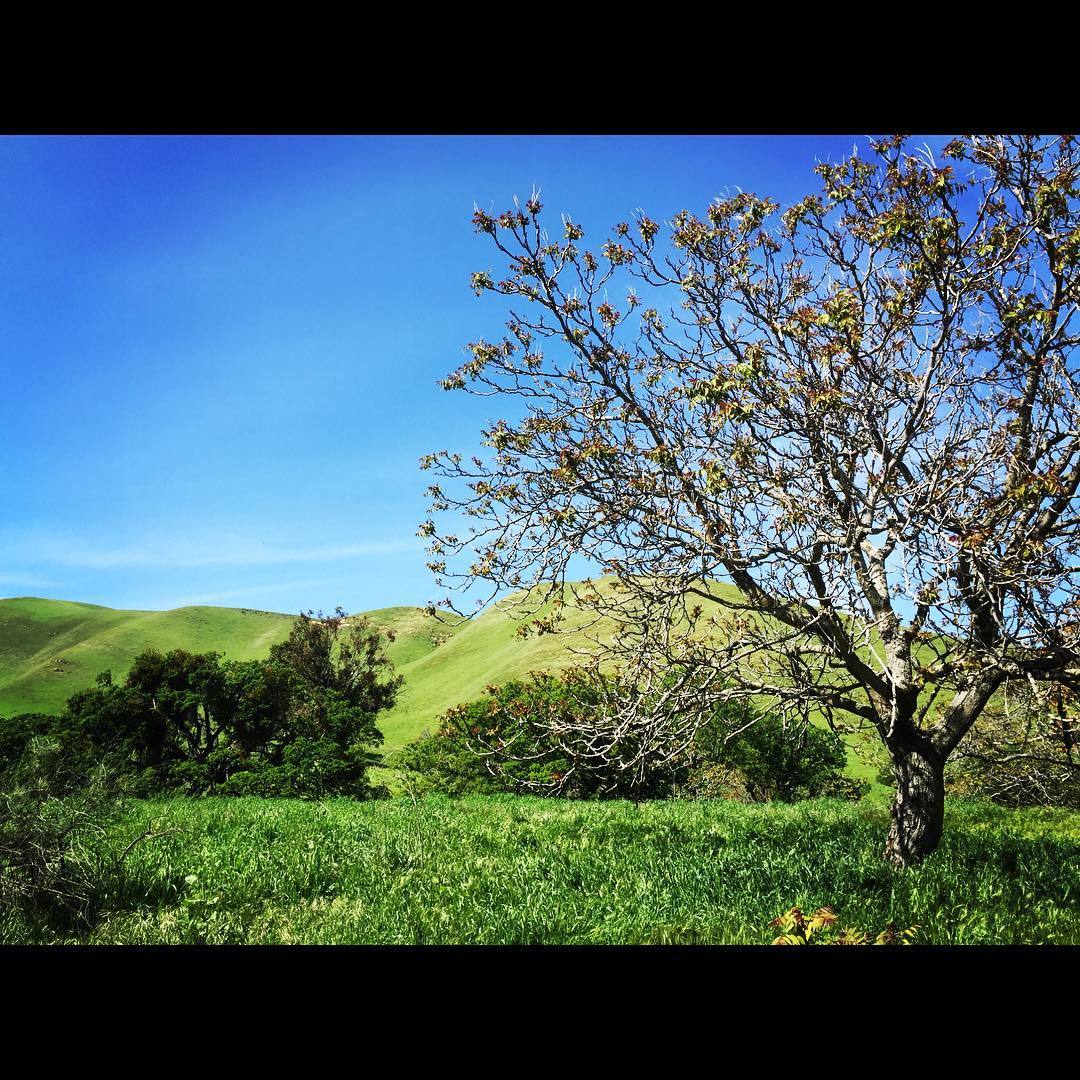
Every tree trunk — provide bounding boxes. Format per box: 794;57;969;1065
885;746;945;868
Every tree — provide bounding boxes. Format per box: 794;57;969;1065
268;608;403;727
258;609;403;797
51;609;402;798
421;134;1080;866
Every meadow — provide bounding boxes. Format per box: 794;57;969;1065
7;795;1077;946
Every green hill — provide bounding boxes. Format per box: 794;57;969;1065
0;589;621;754
0;584;883;788
0;597;297;718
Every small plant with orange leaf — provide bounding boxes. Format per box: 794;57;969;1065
769;906;919;945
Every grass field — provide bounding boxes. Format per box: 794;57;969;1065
8;795;1077;945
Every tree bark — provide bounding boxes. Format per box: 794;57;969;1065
885;745;946;868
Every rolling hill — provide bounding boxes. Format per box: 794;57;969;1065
0;598;297;718
0;585;884;789
0;589;623;755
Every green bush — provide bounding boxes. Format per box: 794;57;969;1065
946;698;1080;809
690;712;850;803
0;712;93;786
393;725;505;797
0;737;124;936
395;675;650;798
219;737;387;800
396;678;856;803
817;775;872;802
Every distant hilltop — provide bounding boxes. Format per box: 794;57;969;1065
0;587;621;756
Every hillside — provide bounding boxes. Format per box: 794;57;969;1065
370;587;628;752
0;585;882;786
0;589;624;748
0;598;297;717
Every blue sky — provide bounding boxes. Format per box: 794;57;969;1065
0;134;951;614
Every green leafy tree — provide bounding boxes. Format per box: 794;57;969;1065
34;608;402;799
65;671;162;779
269;608;402;719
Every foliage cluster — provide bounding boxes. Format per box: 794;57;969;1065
947;699;1080;810
0;737;127;934
394;674;862;803
0;610;400;800
769;905;919;945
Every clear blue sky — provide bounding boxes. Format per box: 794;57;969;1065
0;134;951;614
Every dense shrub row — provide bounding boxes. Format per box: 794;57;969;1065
392;673;863;804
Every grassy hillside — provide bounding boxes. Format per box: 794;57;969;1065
0;598;296;717
0;584;885;786
372;588;624;752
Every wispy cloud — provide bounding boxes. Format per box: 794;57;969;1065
0;533;421;571
175;578;345;607
0;571;62;589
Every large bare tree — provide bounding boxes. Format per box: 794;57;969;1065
421;134;1080;867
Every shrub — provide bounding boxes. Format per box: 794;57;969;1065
397;677;856;803
817;775;872;802
395;673;697;799
769;905;919;945
393;726;506;797
396;675;646;798
0;737;123;936
947;695;1080;809
219;737;387;799
0;712;92;786
689;712;851;803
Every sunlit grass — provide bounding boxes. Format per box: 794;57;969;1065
8;795;1076;945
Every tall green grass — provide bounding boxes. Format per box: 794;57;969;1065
8;796;1076;945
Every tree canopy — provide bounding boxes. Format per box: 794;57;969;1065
28;610;401;799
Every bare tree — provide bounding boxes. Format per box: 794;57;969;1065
421;135;1080;867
